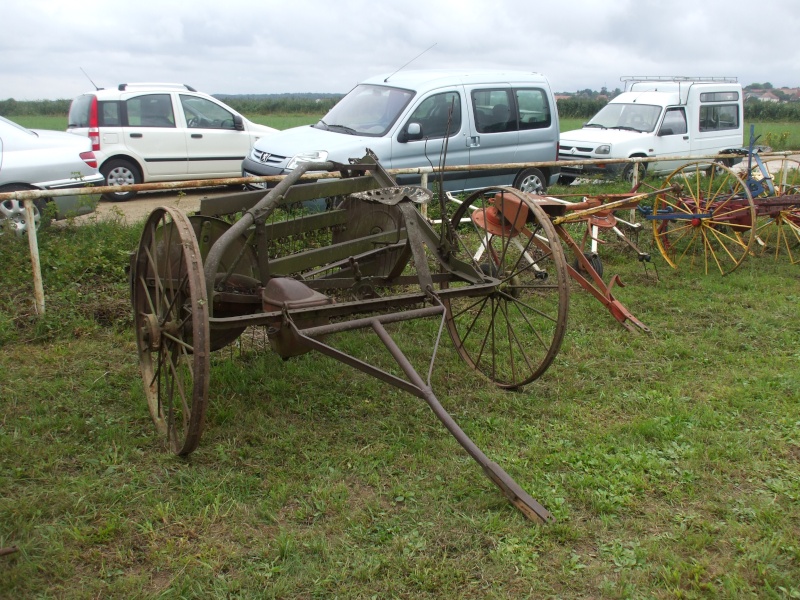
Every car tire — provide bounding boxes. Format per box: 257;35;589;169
622;161;647;184
0;184;50;235
513;167;547;194
101;159;141;202
558;174;576;185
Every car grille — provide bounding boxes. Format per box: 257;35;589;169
559;145;594;153
251;149;287;167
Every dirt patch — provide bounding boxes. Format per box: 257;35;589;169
78;185;244;224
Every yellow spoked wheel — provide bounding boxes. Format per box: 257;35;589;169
652;162;755;275
746;157;800;264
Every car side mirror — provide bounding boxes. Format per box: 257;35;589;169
399;122;423;143
658;128;674;136
233;114;245;131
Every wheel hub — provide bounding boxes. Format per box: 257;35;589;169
140;313;162;351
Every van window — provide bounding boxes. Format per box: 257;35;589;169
472;89;515;133
659;108;687;136
127;94;175;128
407;92;461;138
516;88;552;130
699;104;739;132
700;91;739;102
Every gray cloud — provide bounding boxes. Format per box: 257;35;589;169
1;0;797;101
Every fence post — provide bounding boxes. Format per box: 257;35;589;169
23;199;45;315
420;172;429;219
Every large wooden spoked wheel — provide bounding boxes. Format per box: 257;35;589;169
444;187;570;389
132;207;210;455
652;161;755;275
746;157;800;264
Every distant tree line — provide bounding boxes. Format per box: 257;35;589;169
0;98;71;116
0;96;342;117
556;98;608;119
3;94;800;122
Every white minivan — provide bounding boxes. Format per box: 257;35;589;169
558;77;744;183
242;69;561;193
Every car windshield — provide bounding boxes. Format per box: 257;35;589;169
586;103;662;133
314;84;415;137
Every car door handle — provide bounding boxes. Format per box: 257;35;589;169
191;134;203;139
467;136;480;148
683;135;689;140
130;133;143;138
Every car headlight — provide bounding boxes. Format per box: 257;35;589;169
287;150;329;170
595;145;611;155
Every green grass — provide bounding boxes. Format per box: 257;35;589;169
1;192;799;598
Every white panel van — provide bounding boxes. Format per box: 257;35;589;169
242;69;561;193
558;77;743;183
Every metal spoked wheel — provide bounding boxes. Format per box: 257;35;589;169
132;207;210;455
444;187;570;389
747;157;800;264
652;161;755;275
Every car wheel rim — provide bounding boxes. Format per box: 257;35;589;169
0;199;40;235
521;176;543;193
108;168;135;187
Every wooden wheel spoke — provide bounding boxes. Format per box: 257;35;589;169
133;207;209;455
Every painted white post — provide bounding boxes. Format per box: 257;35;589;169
420;172;429;219
23;199;45;315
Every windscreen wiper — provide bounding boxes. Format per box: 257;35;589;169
327;124;358;135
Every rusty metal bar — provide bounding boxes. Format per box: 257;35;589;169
3;151;798;203
286;311;554;523
551;185;677;226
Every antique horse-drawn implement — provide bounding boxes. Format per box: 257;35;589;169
131;153;573;522
645;129;800;274
450;185;670;333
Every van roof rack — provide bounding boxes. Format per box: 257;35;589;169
620;76;737;91
117;83;197;92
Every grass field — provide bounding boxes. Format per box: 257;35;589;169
1;178;799;597
11;114;800;149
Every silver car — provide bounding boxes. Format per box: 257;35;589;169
0;116;103;234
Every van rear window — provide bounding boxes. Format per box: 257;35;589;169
516;88;552;130
700;91;739;102
699;104;739;132
67;94;94;128
472;87;552;134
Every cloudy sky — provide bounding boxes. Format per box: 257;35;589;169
2;0;798;100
